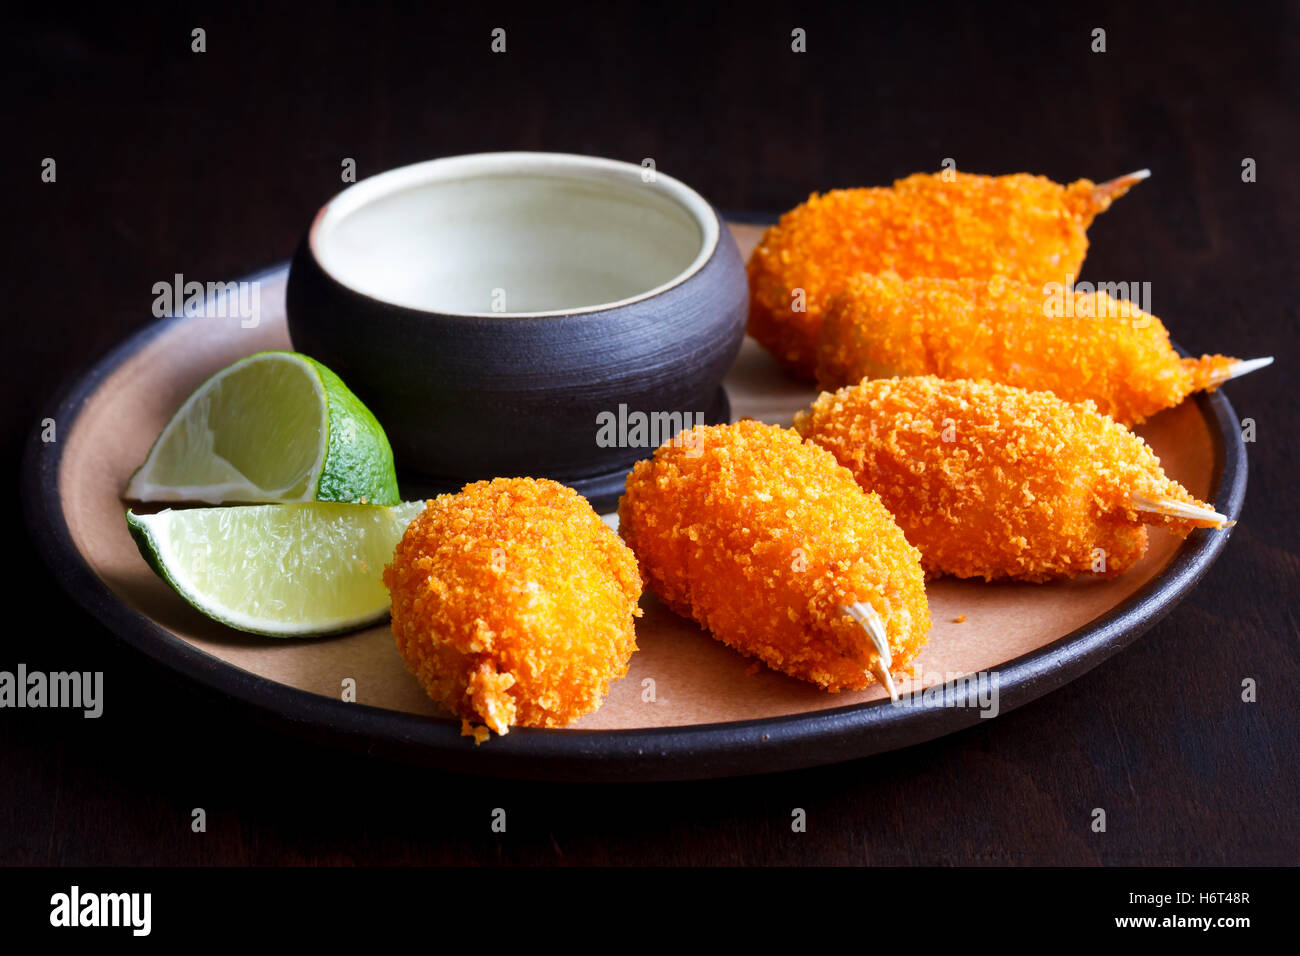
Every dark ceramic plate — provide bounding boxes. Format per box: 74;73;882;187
22;221;1247;781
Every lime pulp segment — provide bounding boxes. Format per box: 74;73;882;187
124;351;399;506
127;500;425;637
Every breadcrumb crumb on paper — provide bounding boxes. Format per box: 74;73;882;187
748;171;1135;379
385;477;642;738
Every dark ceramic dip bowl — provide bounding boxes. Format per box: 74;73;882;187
286;152;746;510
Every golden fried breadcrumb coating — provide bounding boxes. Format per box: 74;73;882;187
794;377;1223;582
749;171;1138;378
618;420;931;692
384;477;642;736
816;272;1236;424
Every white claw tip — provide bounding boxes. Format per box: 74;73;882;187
878;666;899;702
1212;356;1274;385
843;601;899;701
1129;492;1228;526
1093;169;1151;205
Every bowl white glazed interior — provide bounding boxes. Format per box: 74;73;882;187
311;153;719;317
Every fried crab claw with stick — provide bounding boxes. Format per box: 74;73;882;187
794;376;1229;583
617;419;931;696
384;477;643;740
815;271;1273;424
748;169;1150;379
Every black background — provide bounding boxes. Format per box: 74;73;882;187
5;1;1297;865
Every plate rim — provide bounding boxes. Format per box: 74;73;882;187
22;258;1248;782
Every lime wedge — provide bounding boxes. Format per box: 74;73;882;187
127;501;425;637
125;351;400;505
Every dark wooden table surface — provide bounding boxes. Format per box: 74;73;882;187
6;2;1296;865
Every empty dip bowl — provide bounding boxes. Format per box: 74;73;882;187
286;152;747;510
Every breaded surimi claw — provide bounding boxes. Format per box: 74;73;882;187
384;477;642;738
794;377;1227;582
748;169;1147;379
816;272;1272;424
618;420;931;694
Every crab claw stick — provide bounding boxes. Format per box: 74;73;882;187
1090;168;1151;208
843;600;898;700
793;377;1226;582
384;477;642;738
1128;492;1227;525
1200;355;1275;386
617;420;931;692
815;272;1266;424
748;170;1144;379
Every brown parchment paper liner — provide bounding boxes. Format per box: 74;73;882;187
59;224;1215;730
